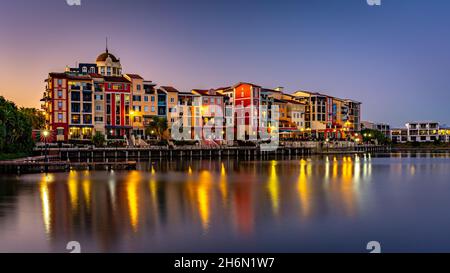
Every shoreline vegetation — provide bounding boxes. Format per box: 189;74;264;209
0;96;44;161
392;142;450;151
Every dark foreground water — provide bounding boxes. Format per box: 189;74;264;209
1;152;450;253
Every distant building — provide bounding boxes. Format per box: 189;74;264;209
406;121;439;142
362;121;391;137
390;121;442;143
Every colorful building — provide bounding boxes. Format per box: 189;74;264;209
42;48;362;144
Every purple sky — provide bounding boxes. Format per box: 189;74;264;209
1;0;450;127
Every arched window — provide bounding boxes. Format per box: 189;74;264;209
82;66;87;73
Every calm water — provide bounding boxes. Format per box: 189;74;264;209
1;153;450;253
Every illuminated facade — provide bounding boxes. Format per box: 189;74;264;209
42;49;362;143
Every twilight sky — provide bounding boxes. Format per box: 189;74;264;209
1;0;450;127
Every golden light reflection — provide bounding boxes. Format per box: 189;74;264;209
188;166;193;175
354;155;361;183
68;170;79;211
297;159;310;216
267;160;280;215
324;156;330;180
219;163;228;205
126;171;141;232
39;174;53;235
82;178;91;209
341;156;355;216
197;170;212;231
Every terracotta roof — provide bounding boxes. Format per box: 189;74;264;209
48;72;67;78
192;89;225;97
262;88;281;93
215;86;231;91
125;74;143;79
232;82;262;88
89;73;104;78
160;86;180;93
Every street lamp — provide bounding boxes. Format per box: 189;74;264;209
42;130;49;162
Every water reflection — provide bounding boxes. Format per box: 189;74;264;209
4;153;450;252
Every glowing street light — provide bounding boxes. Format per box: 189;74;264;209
42;129;50;163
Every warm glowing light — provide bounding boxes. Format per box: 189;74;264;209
126;171;141;232
298;159;310;216
267;161;280;215
219;163;228;205
39;175;52;235
82;178;91;209
68;170;79;211
197;171;212;231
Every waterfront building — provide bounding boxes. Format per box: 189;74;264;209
390;121;441;143
439;127;450;142
42;47;362;144
191;89;225;142
362;121;391;137
232;82;261;140
390;128;408;143
405;121;439;142
291;91;359;140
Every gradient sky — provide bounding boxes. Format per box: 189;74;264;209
1;0;450;127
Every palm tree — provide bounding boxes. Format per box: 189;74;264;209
145;117;168;140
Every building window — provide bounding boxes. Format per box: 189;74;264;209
71;103;80;113
95;117;103;122
171;98;175;103
96;105;102;111
144;106;149;112
58;90;63;98
151;96;155;102
57;79;63;85
57;101;63;109
144;96;149;102
83;114;92;124
151;106;155;112
71;92;80;101
71;114;80;124
82;66;87;73
137;84;141;91
90;67;96;73
83;103;92;113
58;113;63;122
